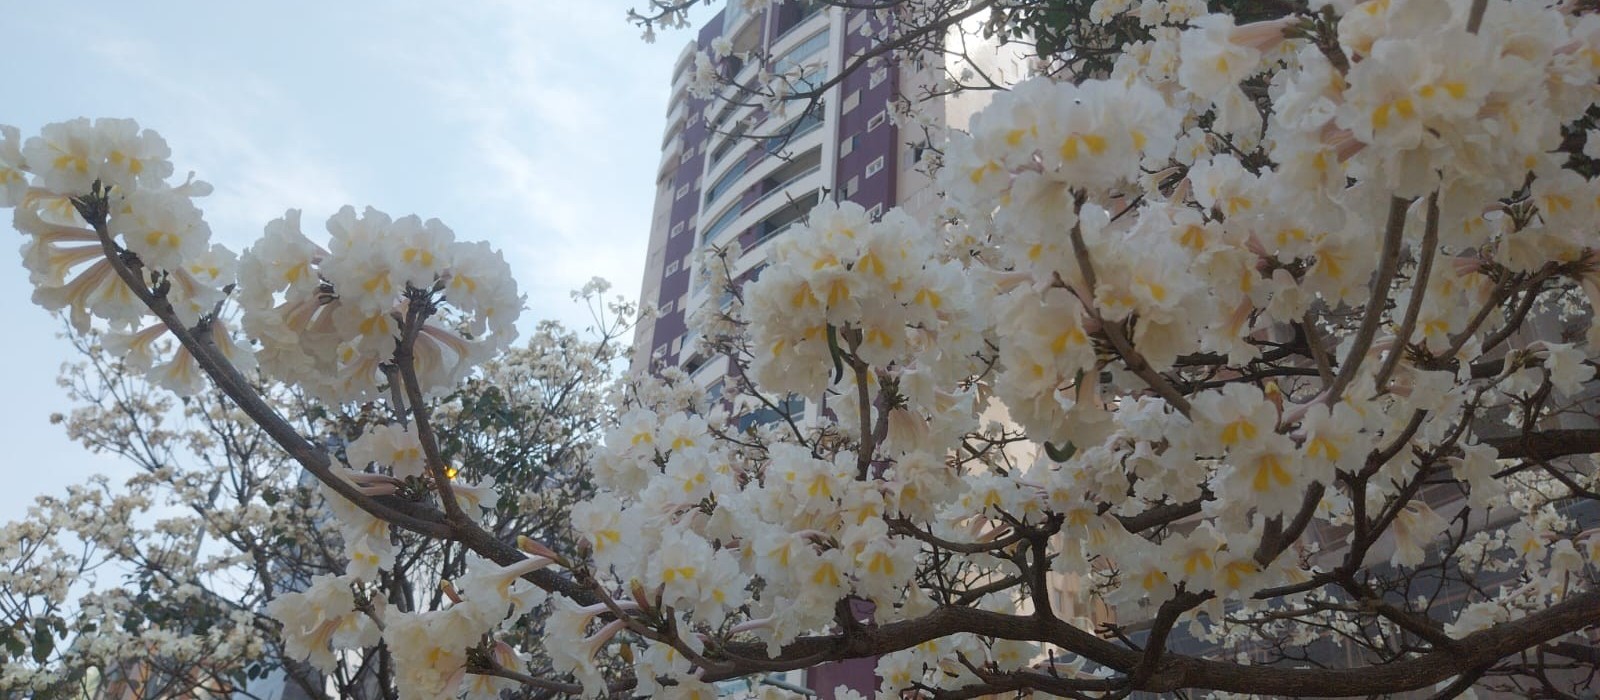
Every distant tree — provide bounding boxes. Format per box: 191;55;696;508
0;287;632;699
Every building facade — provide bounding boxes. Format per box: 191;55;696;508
632;0;1025;381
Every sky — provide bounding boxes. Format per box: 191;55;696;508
1;0;709;519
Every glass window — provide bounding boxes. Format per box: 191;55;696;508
705;159;749;207
702;204;742;244
776;31;829;73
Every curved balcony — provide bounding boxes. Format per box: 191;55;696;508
698;126;825;231
670;40;697;86
662;99;689;147
690;177;823;312
730;206;814;281
658;135;682;182
671;67;692;97
706;109;823;187
770;18;831;70
722;3;763;56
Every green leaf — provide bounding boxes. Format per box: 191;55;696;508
31;622;53;664
825;324;845;385
2;628;24;660
1044;441;1077;462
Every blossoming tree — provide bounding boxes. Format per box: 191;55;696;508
6;0;1600;697
1;294;631;698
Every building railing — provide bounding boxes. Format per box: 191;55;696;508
768;4;829;55
763;115;823;156
741;165;821;217
745;218;802;253
662;100;689;146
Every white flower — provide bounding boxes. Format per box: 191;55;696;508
1177;14;1265;97
0;124;27;206
264;574;377;673
109;186;212;271
346;423;427;479
1541;343;1595;395
95;117;175;192
22;118;106;195
238;209;326;306
455;553;555;622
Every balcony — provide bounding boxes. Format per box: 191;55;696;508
670;40;697;84
690;180;822;313
744;192;820;251
743;163;820;218
705;107;823;188
658;135;683;182
698;128;825;233
662;100;689;147
770;0;829;51
722;1;763;56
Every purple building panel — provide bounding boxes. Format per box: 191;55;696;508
806;656;881;700
833;9;898;216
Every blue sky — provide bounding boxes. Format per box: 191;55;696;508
2;1;706;517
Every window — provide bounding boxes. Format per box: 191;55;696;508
736;395;806;431
840;133;857;157
906;140;929;166
705;157;750;206
842;175;859;198
654;343;668;357
869;67;888;89
675;182;690;199
865;155;884;178
711;123;749;166
671;336;683;354
666;259;681;276
868;203;883;219
702;204;742;244
776;31;830;73
678;293;689;314
867;110;886;131
765;113;823;156
842;90;860;114
680;149;695;163
671;221;685;237
660;299;675;315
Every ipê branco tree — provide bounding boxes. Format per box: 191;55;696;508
2;287;633;698
5;0;1600;698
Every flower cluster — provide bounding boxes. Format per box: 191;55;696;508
1;117;523;404
239;205;522;403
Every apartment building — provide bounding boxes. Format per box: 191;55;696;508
631;0;1025;384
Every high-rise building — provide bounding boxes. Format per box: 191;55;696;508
632;0;1028;387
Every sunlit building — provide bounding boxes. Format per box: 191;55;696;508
632;0;1027;385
